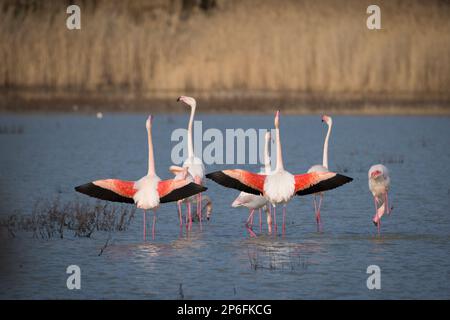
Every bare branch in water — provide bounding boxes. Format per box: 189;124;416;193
0;199;136;239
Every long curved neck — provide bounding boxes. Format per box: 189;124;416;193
187;105;196;158
264;134;271;174
147;126;155;176
275;127;284;171
322;121;332;169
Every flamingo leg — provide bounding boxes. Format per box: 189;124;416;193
377;216;381;235
317;193;323;232
177;200;183;227
313;195;318;230
188;201;192;229
247;209;255;225
385;192;390;215
259;208;262;233
266;205;272;234
199;192;203;222
143;210;146;241
273;206;277;234
246;209;256;237
152;209;157;240
282;204;286;235
373;196;381;235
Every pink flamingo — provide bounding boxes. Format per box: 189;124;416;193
231;131;273;236
368;164;391;235
307;114;333;230
207;111;353;234
176;96;206;224
75;115;207;240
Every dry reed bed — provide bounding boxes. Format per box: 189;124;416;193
0;0;449;103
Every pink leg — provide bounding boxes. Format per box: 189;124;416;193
267;205;272;234
185;202;188;225
282;205;286;235
197;194;201;221
373;196;381;234
259;208;262;233
143;210;146;241
317;194;323;232
178;201;183;227
247;209;255;225
152;209;157;240
273;206;277;234
246;209;256;237
199;193;203;222
385;192;390;215
377;216;381;235
188;202;192;229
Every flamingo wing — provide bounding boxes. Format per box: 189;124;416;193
158;179;207;203
295;172;353;196
75;179;136;204
206;169;265;195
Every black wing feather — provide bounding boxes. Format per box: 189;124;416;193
206;171;261;195
160;183;207;203
296;174;353;196
75;182;134;204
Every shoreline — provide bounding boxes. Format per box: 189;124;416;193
1;91;449;115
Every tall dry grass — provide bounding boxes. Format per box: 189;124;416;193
0;0;449;101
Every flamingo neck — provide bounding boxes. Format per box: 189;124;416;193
187;105;196;158
275;128;284;171
264;134;271;174
147;126;155;176
322;121;332;169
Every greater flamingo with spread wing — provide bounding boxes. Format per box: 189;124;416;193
75;115;206;240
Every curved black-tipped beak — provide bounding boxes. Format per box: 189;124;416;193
177;97;181;102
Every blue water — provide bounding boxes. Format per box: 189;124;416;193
0;113;449;299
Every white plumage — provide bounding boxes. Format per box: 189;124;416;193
133;175;161;209
263;170;295;204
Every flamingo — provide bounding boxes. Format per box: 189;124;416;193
176;96;206;223
307;114;332;230
368;164;391;234
231;131;273;235
75;115;207;240
206;110;353;234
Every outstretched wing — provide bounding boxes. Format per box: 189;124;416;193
158;179;207;203
75;179;136;204
295;172;353;196
206;169;265;195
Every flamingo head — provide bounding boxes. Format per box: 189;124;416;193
322;114;332;126
274;110;280;129
146;115;153;130
177;96;196;109
370;170;382;179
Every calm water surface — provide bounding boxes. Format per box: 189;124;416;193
0;113;449;299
